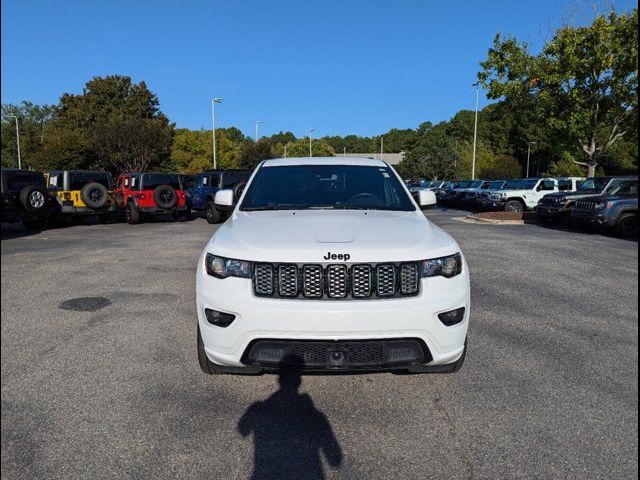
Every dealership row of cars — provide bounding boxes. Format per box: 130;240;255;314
0;168;251;229
409;176;639;237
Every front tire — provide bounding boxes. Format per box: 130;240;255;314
615;213;638;237
504;200;524;213
205;202;221;224
125;204;140;224
197;326;223;375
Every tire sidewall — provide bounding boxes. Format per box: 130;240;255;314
20;185;47;213
153;185;177;210
80;182;109;209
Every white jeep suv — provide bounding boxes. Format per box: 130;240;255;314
196;158;470;374
487;177;558;212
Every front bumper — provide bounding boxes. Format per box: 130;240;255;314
487;199;505;210
571;210;613;227
537;205;567;218
196;257;470;373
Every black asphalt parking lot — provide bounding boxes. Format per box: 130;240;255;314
1;208;638;479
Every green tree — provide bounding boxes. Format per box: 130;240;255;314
481;154;522;179
37;75;173;172
544;152;588;177
480;9;638;176
1;102;56;168
284;139;334;158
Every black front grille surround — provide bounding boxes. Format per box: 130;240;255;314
252;262;422;300
242;338;432;370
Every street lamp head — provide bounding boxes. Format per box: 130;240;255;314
212;98;223;103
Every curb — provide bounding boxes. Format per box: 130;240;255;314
464;215;526;225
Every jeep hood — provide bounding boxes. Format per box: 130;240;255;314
208;210;459;263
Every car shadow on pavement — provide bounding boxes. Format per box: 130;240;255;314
237;360;343;480
0;222;44;240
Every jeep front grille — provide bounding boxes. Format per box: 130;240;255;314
575;200;596;211
253;262;421;300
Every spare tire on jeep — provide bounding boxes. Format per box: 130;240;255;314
80;182;109;209
19;185;47;213
154;185;177;209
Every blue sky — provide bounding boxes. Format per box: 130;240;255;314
1;0;636;138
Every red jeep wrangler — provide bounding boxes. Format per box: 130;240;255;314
115;172;188;224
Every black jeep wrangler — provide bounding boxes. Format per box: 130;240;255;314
1;168;55;229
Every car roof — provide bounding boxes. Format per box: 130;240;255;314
1;168;42;174
262;157;388;167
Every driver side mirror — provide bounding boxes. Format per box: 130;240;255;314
418;189;437;210
214;189;234;211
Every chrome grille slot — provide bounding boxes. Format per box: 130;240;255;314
327;265;348;298
376;264;396;297
400;263;419;295
278;264;299;297
351;265;373;298
254;264;274;296
302;265;323;298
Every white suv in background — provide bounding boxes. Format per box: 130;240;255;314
196;158;470;375
488;177;558;212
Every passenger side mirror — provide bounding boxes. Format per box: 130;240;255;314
214;189;234;210
418;189;437;210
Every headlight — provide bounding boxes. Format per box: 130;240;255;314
421;253;462;278
556;196;567;204
205;253;252;279
595;201;610;210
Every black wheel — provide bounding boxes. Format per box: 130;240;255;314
125;203;140;224
80;182;109;209
19;185;47;213
615;213;638;237
197;326;222;375
206;202;221;224
153;185;177;210
22;216;45;230
504;200;524;213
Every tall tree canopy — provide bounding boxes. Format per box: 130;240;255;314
480;9;638;176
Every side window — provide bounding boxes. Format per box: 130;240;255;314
124;177;130;188
202;175;208;187
210;173;221;188
539;180;555;191
130;176;137;189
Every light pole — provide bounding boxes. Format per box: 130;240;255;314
471;82;480;180
7;115;21;169
380;136;384;158
255;120;263;141
284;145;288;158
526;141;537;178
308;129;315;157
211;98;223;169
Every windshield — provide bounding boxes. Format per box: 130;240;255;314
240;165;415;211
456;181;472;189
469;180;484;189
141;173;181;190
578;177;610;192
503;179;524;189
488;181;506;190
606;179;638;197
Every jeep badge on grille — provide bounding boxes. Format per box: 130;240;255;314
323;252;351;261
